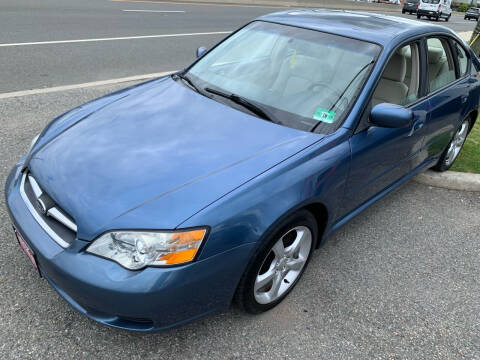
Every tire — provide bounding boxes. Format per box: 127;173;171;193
433;119;470;172
445;14;449;22
410;11;413;15
234;210;318;314
402;9;406;14
417;14;421;19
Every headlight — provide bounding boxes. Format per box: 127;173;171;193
86;229;207;270
29;133;40;152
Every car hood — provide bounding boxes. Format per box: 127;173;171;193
28;77;322;240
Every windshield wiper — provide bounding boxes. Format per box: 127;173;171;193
204;87;276;123
173;72;208;97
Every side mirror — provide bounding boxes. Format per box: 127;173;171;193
369;103;413;129
196;46;207;58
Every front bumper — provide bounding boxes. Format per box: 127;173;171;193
5;163;255;331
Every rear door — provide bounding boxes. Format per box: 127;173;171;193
422;36;470;160
341;41;430;216
442;0;451;15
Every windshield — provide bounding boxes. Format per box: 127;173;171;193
186;21;381;133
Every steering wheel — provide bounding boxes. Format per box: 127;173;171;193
308;81;344;101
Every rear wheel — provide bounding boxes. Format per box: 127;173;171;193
234;210;317;313
417;14;421;19
445;14;450;22
402;9;406;14
433;119;470;172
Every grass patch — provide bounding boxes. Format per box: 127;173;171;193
451;118;480;173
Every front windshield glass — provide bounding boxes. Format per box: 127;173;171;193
187;21;381;133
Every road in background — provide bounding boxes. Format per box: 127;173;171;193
0;0;477;93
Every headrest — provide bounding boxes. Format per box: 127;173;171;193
383;52;406;82
428;47;444;64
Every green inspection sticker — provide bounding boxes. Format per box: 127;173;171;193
313;108;336;123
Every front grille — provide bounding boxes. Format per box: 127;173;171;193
20;171;77;247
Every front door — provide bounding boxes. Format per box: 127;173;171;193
340;41;429;217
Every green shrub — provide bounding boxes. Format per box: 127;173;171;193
455;3;470;12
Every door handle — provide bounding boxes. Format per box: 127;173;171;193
461;95;468;104
408;119;424;137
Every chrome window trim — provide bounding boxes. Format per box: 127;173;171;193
19;173;70;248
47;207;77;232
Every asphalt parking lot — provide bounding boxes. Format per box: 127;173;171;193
1;0;480;358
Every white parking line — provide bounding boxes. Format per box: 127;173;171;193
0;71;176;100
0;31;230;47
122;9;185;12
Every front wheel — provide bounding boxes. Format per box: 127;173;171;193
433;119;470;172
402;9;406;14
417;14;421;19
234;210;317;314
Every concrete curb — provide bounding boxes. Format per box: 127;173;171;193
414;170;480;192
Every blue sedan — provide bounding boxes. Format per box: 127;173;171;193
5;10;479;331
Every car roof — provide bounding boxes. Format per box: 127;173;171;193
257;9;456;47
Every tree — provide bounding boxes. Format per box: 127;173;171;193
470;20;480;56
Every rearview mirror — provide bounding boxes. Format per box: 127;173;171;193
196;46;207;58
370;103;413;129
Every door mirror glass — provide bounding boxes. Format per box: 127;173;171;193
196;46;207;58
370;103;413;128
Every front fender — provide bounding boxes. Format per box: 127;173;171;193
179;128;352;261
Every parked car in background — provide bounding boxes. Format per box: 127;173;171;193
465;7;480;20
5;9;480;331
417;0;452;21
402;0;419;14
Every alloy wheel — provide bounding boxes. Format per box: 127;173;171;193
445;121;469;166
254;226;312;305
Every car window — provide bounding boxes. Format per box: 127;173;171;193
213;32;278;64
427;38;456;92
453;41;469;77
372;43;420;106
188;21;381;134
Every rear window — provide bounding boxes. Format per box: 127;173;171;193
422;0;440;3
